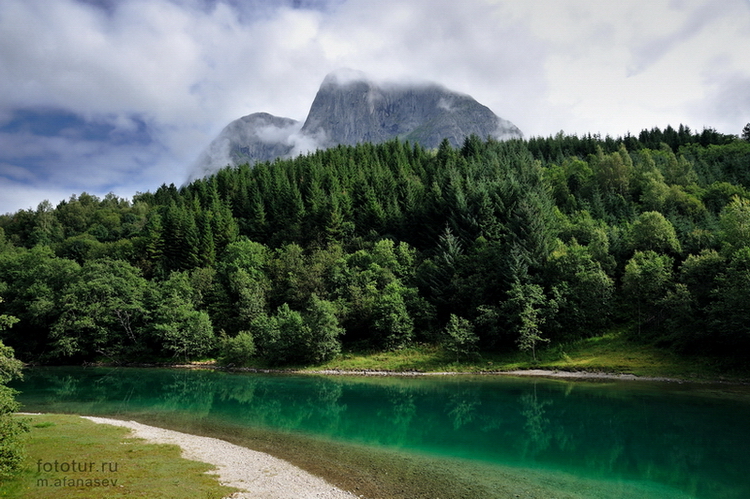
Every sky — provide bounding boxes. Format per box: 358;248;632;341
1;0;749;215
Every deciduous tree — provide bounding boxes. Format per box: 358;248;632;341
442;314;479;362
0;304;28;479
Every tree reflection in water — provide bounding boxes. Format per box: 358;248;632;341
519;382;552;456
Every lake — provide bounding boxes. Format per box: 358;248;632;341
10;367;750;499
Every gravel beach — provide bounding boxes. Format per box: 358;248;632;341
82;416;359;499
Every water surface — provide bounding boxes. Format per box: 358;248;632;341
11;367;750;499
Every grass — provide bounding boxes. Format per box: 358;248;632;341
298;329;750;382
0;414;237;499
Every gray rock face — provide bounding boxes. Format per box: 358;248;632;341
192;112;299;178
193;71;522;174
301;71;522;150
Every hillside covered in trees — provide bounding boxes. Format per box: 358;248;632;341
1;125;750;367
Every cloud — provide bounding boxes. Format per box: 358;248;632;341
1;0;749;214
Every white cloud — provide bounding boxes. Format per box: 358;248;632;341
0;0;749;214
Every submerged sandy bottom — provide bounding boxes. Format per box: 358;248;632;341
81;415;695;499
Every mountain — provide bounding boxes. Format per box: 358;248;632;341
300;70;522;150
193;70;522;175
192;112;299;178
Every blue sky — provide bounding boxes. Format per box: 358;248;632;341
1;0;749;214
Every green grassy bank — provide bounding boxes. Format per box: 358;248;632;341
297;330;750;382
0;414;236;499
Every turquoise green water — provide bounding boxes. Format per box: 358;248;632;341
10;367;750;498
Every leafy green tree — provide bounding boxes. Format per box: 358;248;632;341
29;200;64;246
679;250;724;308
51;259;150;361
211;238;270;335
659;282;695;334
622;251;674;335
657;144;697;186
557;210;614;272
372;281;414;350
248;312;280;362
700;182;748;213
0;228;12;255
0;246;80;359
331;240;421;349
719;195;750;252
630;211;682;254
0;305;28;479
545;241;614;338
592;144;631;197
230;270;268;328
707;248;750;351
506;282;553;361
442;314;479;362
0;301;19;333
742;123;750;142
639;174;670;212
218;331;256;366
267;243;340;311
303;294;344;363
252;304;306;365
544;158;592;211
370;239;416;280
56;233;104;264
54;192;99;237
151;272;215;361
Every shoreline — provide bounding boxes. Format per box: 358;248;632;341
79;415;359;499
294;368;687;383
26;361;750;385
90;363;719;384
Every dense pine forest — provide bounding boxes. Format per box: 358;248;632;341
2;125;750;367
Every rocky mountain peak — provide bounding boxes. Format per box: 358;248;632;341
193;71;522;176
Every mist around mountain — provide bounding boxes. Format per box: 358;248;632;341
192;70;522;177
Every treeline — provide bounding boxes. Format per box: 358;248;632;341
2;126;750;366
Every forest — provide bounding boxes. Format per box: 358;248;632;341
1;124;750;367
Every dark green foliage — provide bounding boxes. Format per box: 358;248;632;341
719;196;750;253
303;294;345;363
0;314;28;479
151;272;215;361
630;211;682;255
622;251;673;335
50;259;151;361
546;241;614;338
371;281;414;350
0;246;80;359
706;248;750;351
1;130;750;365
252;297;343;365
218;331;256;365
